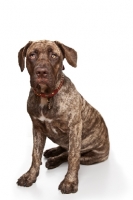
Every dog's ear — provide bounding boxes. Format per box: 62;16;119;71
54;41;77;67
18;41;32;72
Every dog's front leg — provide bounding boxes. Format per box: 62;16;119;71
17;125;46;187
59;121;82;194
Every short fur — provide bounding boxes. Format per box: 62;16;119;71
17;40;110;194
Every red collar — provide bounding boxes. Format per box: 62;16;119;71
33;75;64;98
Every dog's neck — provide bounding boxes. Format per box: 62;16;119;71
40;85;47;93
37;73;64;109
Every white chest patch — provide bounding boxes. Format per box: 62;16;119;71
35;111;53;123
34;112;58;134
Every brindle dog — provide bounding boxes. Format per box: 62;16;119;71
17;40;110;194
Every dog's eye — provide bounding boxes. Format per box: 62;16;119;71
51;54;57;59
29;53;36;59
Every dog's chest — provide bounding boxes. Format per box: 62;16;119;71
37;112;52;123
35;111;57;134
34;109;69;147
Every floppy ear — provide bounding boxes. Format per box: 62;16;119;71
18;41;32;72
55;41;77;67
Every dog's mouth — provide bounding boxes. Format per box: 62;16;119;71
37;78;48;85
31;75;56;93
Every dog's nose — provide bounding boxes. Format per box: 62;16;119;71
35;68;48;78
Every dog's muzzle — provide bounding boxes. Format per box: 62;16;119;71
35;67;49;85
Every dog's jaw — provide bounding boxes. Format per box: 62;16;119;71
39;83;47;93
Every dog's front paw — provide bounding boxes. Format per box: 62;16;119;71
17;171;37;187
58;178;78;194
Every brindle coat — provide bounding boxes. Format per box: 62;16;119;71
17;40;110;194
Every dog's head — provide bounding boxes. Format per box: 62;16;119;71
18;40;77;93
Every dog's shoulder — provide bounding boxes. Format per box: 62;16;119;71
57;75;82;106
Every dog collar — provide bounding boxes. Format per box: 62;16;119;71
33;75;64;98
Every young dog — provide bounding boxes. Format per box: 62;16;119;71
17;40;110;194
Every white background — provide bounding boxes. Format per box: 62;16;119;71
0;0;133;199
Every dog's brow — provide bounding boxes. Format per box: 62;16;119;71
47;41;60;55
29;41;61;55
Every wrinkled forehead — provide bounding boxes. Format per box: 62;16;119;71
27;40;61;55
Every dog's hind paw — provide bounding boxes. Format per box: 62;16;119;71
44;146;66;158
45;157;62;169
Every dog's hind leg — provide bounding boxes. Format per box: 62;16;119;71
80;149;109;165
45;151;68;169
44;146;66;158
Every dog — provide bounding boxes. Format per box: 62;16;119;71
17;40;110;194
